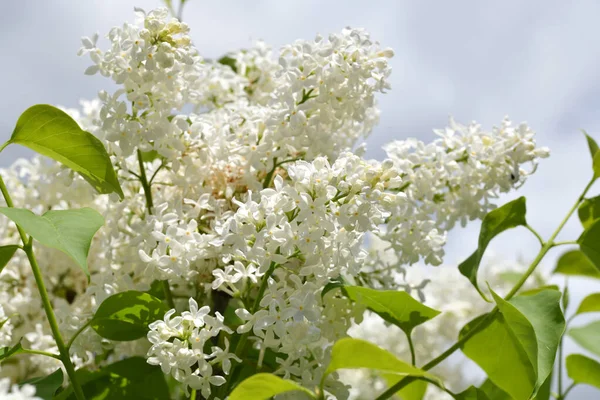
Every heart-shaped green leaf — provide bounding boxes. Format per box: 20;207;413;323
459;197;527;300
91;291;168;341
5;104;123;199
229;373;316;400
0;207;104;277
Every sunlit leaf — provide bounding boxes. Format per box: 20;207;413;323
91;291;168;341
343;286;440;335
5;104;123;198
229;373;316;400
324;338;442;386
0;207;104;277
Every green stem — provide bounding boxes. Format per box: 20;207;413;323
137;149;154;213
67;320;92;350
162;280;176;310
190;389;197;400
560;382;577;399
552;240;578;247
263;158;278;189
376;178;595;400
526;224;544;247
0;175;87;400
22;349;61;360
25;243;86;399
136;149;176;310
407;334;416;366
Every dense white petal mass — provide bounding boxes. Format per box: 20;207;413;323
0;7;549;398
0;378;41;400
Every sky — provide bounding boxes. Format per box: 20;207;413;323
2;0;600;398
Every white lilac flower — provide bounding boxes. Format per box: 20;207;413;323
0;378;42;400
0;6;550;395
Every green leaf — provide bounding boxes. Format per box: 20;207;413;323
594;151;600;180
19;369;64;400
229;373;316;400
458;197;527;299
323;338;442;386
568;321;600;357
578;219;600;271
480;377;551;400
533;371;553;400
218;55;238;73
507;289;565;391
0;341;23;362
6;104;123;198
460;289;564;399
396;379;427;400
145;279;166;300
566;354;600;389
140;150;160;162
0;207;104;277
554;250;600;279
519;285;560;296
0;245;19;275
562;285;570;311
91;291;168;341
460;313;536;399
454;386;491;400
584;130;599;159
578;195;600;229
342;286;440;335
479;379;511;400
583;130;600;179
56;357;169;400
321;277;346;299
576;293;600;315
